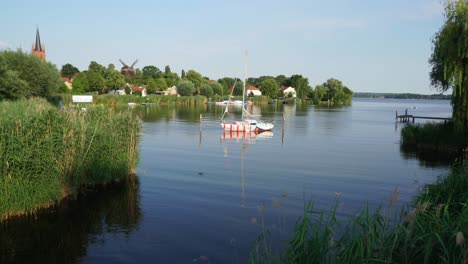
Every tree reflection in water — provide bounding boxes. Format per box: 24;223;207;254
0;178;141;263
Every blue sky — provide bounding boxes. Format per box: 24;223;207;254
1;0;446;94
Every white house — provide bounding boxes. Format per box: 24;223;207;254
164;86;178;96
246;86;262;96
280;86;297;98
108;89;126;95
130;85;147;97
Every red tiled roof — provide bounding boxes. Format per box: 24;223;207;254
60;77;72;82
280;85;291;91
208;80;216;84
247;86;259;91
131;86;146;92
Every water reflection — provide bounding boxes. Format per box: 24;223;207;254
220;131;274;208
400;144;459;168
0;179;141;263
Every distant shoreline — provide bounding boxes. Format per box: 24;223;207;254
353;92;451;100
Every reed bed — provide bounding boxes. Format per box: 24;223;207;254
0;98;140;220
94;94;207;106
401;122;466;152
249;164;468;263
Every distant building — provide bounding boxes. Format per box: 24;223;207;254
31;28;46;61
280;86;297;98
130;85;147;97
246;86;262;96
164;86;178;96
60;77;73;90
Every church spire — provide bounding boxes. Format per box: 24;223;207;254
35;27;42;52
32;27;46;61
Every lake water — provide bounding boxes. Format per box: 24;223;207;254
0;98;453;263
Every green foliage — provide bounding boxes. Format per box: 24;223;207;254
164;72;179;87
86;71;106;94
124;84;131;95
289;74;311;100
0;56;29;100
311;84;328;104
154;78;167;91
164;65;171;74
430;0;468;130
181;69;186;79
142;65;161;79
210;82;223;95
88;61;106;77
401;122;466;151
94;94;207;105
60;63;79;78
275;74;288;87
218;77;237;95
199;84;214;97
185;69;208;89
313;78;353;106
0;98;140;219
354;92;452;100
0;50;61;98
250;164;468;264
133;68;144;85
258;78;279;99
71;72;89;94
177;80;195;96
232;81;244;96
106;70;126;90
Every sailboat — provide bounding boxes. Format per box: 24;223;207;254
220;50;274;132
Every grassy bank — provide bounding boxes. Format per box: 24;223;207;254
0;98;140;220
401;122;466;152
49;94;208;106
249;163;468;263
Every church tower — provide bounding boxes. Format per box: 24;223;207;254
31;27;46;61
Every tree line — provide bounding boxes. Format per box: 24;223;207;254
61;61;354;105
0;49;353;106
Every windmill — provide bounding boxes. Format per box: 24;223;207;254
119;59;138;78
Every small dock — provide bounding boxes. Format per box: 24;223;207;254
396;109;452;124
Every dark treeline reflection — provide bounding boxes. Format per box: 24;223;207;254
400;144;459;168
0;179;141;263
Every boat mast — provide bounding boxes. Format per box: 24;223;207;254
242;49;247;120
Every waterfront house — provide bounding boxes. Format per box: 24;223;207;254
130;85;147;97
164;86;178;96
60;77;73;90
280;86;297;98
246;86;262;96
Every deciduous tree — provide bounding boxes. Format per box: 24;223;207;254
60;63;80;78
429;0;468;129
177;80;195;96
258;78;279;99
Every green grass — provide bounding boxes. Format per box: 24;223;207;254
249;163;468;263
48;94;208;106
0;98;140;219
401;122;466;152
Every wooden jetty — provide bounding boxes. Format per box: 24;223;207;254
396;109;452;124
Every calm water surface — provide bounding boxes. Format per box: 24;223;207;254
0;98;452;263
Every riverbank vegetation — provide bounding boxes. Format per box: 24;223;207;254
0;50;64;100
249;163;468;263
57;57;353;106
401;122;466;152
0;98;140;220
354;92;451;100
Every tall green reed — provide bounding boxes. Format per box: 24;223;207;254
0;98;140;220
